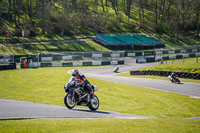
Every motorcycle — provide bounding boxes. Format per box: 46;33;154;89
64;80;99;111
113;66;119;73
168;75;181;84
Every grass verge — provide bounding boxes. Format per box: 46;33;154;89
0;119;200;133
0;67;200;118
0;67;200;133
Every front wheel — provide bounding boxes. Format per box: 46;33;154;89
64;93;76;109
88;95;99;111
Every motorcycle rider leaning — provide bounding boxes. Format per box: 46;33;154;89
69;69;94;95
170;72;175;79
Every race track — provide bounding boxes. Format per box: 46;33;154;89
0;99;152;120
80;58;200;97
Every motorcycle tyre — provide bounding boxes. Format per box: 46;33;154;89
88;95;99;111
64;93;76;109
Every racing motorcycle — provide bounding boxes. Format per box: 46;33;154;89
113;66;119;73
168;75;181;84
64;80;99;111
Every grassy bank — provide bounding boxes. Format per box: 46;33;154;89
0;41;110;55
0;35;90;44
1;34;200;55
140;58;200;73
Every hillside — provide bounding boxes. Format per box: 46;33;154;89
0;0;199;55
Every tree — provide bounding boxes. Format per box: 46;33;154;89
126;0;132;18
159;0;165;38
41;0;45;34
101;0;105;13
8;0;12;21
194;0;200;36
111;0;118;15
13;0;17;27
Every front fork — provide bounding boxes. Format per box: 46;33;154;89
87;93;95;103
70;91;75;102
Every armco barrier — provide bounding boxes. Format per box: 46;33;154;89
63;62;73;67
0;63;16;70
41;63;52;67
83;62;93;66
189;53;196;58
130;70;200;80
53;55;62;61
5;47;199;63
21;60;124;69
176;55;183;59
118;60;124;64
136;53;200;63
102;60;111;65
126;46;200;57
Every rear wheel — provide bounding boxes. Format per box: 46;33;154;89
88;95;99;111
64;93;76;109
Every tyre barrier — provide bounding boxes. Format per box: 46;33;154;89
21;60;124;68
130;70;200;80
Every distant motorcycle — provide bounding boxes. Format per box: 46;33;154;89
64;80;99;111
168;75;181;84
113;66;119;73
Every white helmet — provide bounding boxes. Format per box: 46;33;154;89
72;69;79;76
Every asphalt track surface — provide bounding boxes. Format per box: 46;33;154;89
1;58;200;120
0;99;152;120
80;58;200;97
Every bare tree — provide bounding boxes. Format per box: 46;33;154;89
194;0;200;36
8;0;12;21
13;0;17;28
101;0;105;13
42;0;45;34
126;0;132;18
155;0;158;24
159;0;165;38
111;0;118;15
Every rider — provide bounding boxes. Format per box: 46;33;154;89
170;72;175;80
70;69;94;94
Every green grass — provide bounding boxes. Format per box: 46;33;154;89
0;119;200;133
0;44;29;55
0;67;200;132
0;35;92;44
23;41;110;52
0;41;110;55
0;67;200;118
140;58;200;73
161;35;200;48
